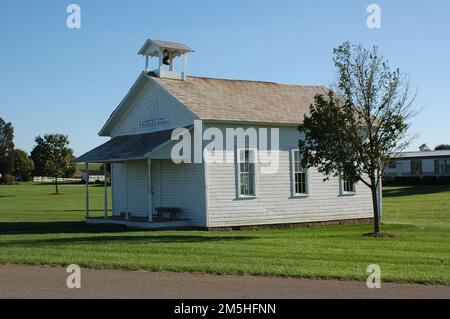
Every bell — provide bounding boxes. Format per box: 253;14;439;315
163;51;170;65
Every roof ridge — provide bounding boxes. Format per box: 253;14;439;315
400;150;450;153
154;74;326;88
190;75;326;88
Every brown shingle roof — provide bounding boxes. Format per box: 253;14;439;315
75;128;174;163
150;74;328;125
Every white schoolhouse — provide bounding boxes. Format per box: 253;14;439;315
75;38;375;230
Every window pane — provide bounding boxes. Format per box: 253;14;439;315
241;173;248;185
294;172;306;194
248;173;254;194
343;177;355;193
239;150;256;196
240;174;247;195
292;150;307;195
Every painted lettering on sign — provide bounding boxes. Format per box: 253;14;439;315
139;116;169;128
138;97;169;128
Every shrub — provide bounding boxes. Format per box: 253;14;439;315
0;174;16;185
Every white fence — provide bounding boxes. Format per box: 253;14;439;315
33;177;81;183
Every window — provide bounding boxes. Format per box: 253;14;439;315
238;149;256;197
292;150;308;195
388;160;397;169
411;160;422;175
342;174;356;194
445;160;450;175
435;160;450;175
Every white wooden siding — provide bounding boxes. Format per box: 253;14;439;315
111;163;126;215
111;159;206;226
111;80;197;137
126;161;150;216
157;159;206;226
204;124;373;228
111;161;149;217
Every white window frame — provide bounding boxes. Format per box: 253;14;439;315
291;149;309;197
340;174;356;196
236;148;257;199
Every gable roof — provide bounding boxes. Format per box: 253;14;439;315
138;39;194;56
151;74;328;125
99;72;328;136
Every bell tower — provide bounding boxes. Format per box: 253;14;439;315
138;38;194;81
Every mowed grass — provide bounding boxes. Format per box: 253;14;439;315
0;182;108;222
0;182;449;284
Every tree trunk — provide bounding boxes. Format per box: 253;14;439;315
55;177;59;194
370;183;381;234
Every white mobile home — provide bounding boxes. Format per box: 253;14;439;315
384;151;450;179
75;39;374;230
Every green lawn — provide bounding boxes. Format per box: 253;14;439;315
0;182;449;284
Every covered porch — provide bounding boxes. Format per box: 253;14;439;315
86;215;192;229
75;129;193;229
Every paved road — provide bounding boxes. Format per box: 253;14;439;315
0;265;449;299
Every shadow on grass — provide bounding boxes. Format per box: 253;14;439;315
383;185;450;198
32;182;110;187
0;221;128;235
0;232;257;246
32;182;81;186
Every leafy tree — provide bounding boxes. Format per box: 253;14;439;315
64;154;77;178
298;42;415;236
13;149;34;181
30;134;75;193
99;163;111;174
435;144;450;150
419;144;431;152
0;117;15;184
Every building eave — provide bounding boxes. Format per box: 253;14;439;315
98;71;149;137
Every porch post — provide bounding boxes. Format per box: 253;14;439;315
104;162;108;219
85;162;89;218
182;53;188;80
147;158;152;222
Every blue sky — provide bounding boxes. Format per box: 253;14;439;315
1;0;449;156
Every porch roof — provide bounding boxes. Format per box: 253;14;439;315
74;129;173;163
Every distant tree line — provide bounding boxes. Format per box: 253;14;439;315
0;117;76;193
419;143;450;152
434;144;450;150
